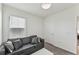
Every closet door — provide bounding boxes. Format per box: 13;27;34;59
0;4;2;45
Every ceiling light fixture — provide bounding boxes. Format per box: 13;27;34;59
41;3;51;10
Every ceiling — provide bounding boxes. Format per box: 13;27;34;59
5;3;76;18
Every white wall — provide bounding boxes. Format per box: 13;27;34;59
0;4;2;45
75;6;79;34
2;5;43;42
44;6;77;54
2;4;79;54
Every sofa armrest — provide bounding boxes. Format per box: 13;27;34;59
40;38;44;47
0;45;5;55
0;49;5;55
40;39;44;43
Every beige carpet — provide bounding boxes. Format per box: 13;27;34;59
31;48;53;55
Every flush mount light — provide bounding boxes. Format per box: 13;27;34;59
41;3;51;10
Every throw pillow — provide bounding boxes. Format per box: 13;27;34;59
4;41;14;53
6;41;14;50
37;37;41;43
31;37;38;44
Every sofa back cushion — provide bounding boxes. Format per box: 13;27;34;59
12;39;22;50
8;38;18;42
30;35;37;39
21;37;31;45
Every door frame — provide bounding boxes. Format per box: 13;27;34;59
76;16;79;55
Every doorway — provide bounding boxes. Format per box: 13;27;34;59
76;16;79;54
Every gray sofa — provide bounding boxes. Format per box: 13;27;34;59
0;35;44;55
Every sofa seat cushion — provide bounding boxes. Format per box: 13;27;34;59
8;44;35;55
18;44;34;51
